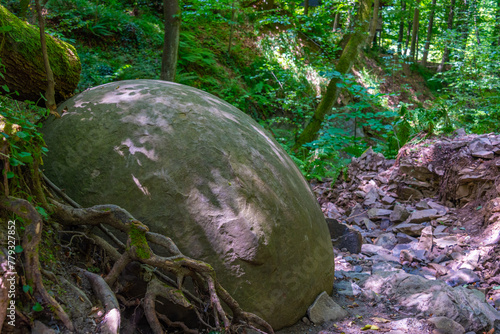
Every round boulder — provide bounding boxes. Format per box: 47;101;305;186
42;80;334;329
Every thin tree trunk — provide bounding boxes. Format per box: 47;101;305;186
397;0;406;54
304;0;309;16
495;0;500;46
438;0;456;72
161;0;180;82
227;0;236;54
333;11;340;31
34;0;56;113
472;0;480;44
404;5;412;56
293;0;373;150
369;0;380;48
421;0;436;67
410;1;420;62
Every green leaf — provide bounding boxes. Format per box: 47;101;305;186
33;302;44;312
36;206;48;219
16;152;33;164
6;171;14;179
15;131;29;139
23;285;33;294
9;158;23;166
15;245;23;253
2;85;9;92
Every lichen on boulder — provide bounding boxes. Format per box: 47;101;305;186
41;79;335;330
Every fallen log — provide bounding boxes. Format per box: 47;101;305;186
0;5;81;106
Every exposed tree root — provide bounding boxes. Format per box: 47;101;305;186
80;269;121;334
0;196;75;331
51;200;275;334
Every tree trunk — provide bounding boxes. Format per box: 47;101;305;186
161;0;180;82
0;5;80;107
404;5;412;56
227;0;236;54
304;0;309;16
438;0;455;72
495;0;500;46
34;0;56;113
293;0;373;150
421;0;436;67
369;0;380;48
333;11;340;31
457;0;470;53
410;1;420;62
397;0;406;54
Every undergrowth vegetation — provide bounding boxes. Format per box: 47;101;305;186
1;0;499;181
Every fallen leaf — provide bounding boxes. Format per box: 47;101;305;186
372;317;390;323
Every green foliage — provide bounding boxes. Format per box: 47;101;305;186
0;96;48;177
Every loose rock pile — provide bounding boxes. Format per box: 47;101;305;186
310;132;500;334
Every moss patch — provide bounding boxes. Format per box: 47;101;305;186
128;222;151;260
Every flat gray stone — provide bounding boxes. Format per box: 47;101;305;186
390;205;410;223
435;236;460;249
471;150;495;159
307;292;348;324
407;209;439;223
368;208;393;220
427;316;465;334
393;223;426;236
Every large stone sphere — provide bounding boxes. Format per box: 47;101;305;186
42;80;334;329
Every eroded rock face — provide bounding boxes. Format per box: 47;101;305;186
42;80;335;329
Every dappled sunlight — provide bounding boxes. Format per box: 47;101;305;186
132;174;151;198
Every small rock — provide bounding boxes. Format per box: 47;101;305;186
396;232;417;244
393;222;426;236
454;128;466;137
307;291;348;324
326;218;363;254
361;244;385;256
353;265;363;272
368;208;393;220
416;200;431;210
427;316;465;334
435;236;459;249
398;186;424;200
382;195;396;205
469;137;493;152
390;205;410;223
407;209;439;224
472;150;495;159
363;218;378;230
374;232;398;250
364;187;380;206
416;226;433;253
434;224;448;237
444;269;481;287
427;201;449;215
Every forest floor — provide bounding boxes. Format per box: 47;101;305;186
277;131;500;334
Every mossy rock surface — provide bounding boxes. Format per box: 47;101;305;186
0;5;80;105
42;80;334;329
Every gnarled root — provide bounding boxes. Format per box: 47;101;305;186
0;196;75;331
51;200;274;334
80;269;121;334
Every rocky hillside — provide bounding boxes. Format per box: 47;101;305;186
286;131;500;334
